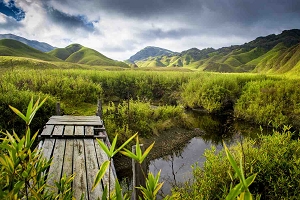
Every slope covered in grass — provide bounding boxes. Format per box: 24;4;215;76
49;44;129;67
131;29;300;74
0;39;61;61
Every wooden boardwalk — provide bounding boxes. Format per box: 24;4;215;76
38;116;116;200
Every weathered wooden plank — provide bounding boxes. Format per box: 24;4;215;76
47;116;103;126
61;126;74;189
41;125;54;136
64;126;74;136
47;139;66;194
85;126;93;136
46;125;65;193
40;139;55;161
73;126;88;200
85;139;103;198
52;125;64;136
94;139;116;191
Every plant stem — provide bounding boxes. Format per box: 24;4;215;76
109;158;111;200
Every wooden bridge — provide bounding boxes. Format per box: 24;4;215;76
38;115;116;199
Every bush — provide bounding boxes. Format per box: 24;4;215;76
235;79;300;128
103;100;190;145
0;85;56;135
181;73;262;112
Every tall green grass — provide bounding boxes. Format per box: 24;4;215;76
235;79;300;128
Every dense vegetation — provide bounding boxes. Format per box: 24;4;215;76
173;128;300;199
1;66;300;199
2;67;300;135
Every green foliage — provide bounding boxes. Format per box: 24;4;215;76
92;160;110;191
103;100;189;145
181;73;267;112
1;70;102;105
121;136;155;164
223;142;257;200
0;97;74;199
137;170;163;200
234;79;300;128
173;129;300;199
0;86;56;135
94;134;163;200
9;96;47;127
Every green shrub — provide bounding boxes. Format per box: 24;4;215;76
1;70;102;105
103;100;190;145
0;86;56;135
181;74;253;112
235;79;300;128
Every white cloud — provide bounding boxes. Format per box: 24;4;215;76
2;0;300;61
0;13;7;23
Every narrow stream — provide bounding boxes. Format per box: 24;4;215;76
117;110;269;198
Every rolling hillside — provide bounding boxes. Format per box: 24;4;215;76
49;44;129;67
131;29;300;73
0;34;55;52
127;46;178;63
0;39;61;61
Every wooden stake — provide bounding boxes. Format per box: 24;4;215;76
56;102;61;116
97;99;102;118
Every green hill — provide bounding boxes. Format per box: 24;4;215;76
49;44;129;67
0;39;61;61
131;29;300;73
127;46;177;63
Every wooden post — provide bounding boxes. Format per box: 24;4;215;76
127;92;130;129
132;144;147;200
56;102;61;116
97;99;102;118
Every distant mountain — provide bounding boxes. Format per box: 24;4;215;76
49;44;129;67
132;29;300;73
127;46;177;63
0;34;55;52
0;39;61;61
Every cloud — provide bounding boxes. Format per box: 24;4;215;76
45;6;97;33
1;0;300;61
0;13;23;30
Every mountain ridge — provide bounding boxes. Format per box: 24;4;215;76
130;29;300;73
127;46;178;63
0;34;56;52
0;39;61;61
49;44;129;67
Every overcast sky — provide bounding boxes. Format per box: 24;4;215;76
0;0;300;60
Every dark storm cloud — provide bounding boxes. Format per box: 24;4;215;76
140;28;196;40
98;0;203;18
46;6;96;32
98;0;300;29
0;0;25;21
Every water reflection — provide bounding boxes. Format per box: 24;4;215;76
150;138;223;198
118;110;266;198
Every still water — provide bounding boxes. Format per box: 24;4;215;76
118;110;268;197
